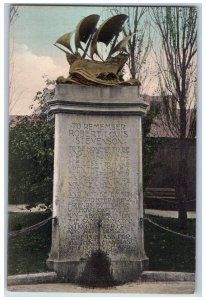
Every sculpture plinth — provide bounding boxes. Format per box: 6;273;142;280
47;84;149;284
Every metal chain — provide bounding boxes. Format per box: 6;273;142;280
8;216;55;237
9;214;195;241
144;215;195;240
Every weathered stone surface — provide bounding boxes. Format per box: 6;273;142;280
47;84;149;283
7;272;57;286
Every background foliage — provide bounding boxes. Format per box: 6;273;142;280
9;116;54;207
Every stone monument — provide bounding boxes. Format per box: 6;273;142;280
47;14;149;284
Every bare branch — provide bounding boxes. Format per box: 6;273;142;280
150;6;197;138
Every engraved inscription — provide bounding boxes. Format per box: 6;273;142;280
68;122;128;145
63;121;137;256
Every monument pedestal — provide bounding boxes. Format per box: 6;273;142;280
47;84;149;283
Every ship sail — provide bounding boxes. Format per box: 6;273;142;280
90;14;128;58
75;14;100;51
110;35;132;56
55;32;74;53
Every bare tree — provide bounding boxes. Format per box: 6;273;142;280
9;5;19;25
151;6;197;229
9;5;23;115
107;6;152;93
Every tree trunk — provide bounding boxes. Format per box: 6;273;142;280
176;140;188;230
130;48;136;79
176;103;188;230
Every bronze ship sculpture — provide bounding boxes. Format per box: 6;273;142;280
54;14;141;87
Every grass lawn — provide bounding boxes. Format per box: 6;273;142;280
8;212;52;275
7;212;195;275
144;215;195;273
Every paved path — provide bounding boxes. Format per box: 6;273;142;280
145;209;196;219
7;281;195;294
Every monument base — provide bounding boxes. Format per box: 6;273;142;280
47;257;149;284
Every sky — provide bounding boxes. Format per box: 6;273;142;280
12;5;107;59
9;5;114;115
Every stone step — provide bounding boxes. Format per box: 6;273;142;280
7;272;57;286
141;271;195;282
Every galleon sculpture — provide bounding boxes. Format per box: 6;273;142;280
54;14;141;86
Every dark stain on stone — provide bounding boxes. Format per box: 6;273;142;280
78;250;116;288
